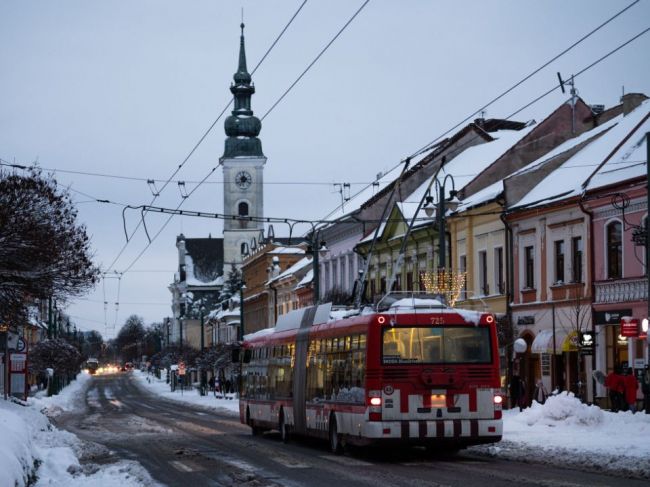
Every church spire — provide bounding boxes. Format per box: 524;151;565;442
223;23;264;159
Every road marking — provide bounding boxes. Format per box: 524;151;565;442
195;412;207;416
139;403;155;409
170;460;194;472
319;455;372;466
270;454;310;469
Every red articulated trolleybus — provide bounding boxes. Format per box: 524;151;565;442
239;295;503;453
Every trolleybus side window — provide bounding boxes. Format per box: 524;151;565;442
306;334;366;404
382;327;492;364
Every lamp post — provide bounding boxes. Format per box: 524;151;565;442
422;174;458;270
200;302;205;352
308;235;328;305
238;281;247;342
178;314;183;350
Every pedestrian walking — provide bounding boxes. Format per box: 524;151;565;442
641;365;650;414
605;366;625;412
623;367;638;413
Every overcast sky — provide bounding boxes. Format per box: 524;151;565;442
1;0;649;338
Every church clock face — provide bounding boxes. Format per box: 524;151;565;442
235;170;252;190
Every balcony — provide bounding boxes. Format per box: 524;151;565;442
594;277;648;304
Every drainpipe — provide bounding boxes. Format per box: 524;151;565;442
500;209;514;403
578;196;596;405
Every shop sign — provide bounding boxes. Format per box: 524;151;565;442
620;318;639;337
595;309;632;325
517;315;535;325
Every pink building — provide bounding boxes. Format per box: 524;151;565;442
582;100;648;404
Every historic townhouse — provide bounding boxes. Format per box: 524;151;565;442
505;94;648;406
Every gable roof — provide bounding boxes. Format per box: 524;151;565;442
511;100;650;209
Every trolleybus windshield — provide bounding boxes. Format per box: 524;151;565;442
382;326;492;365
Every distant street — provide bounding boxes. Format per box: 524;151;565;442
53;373;646;487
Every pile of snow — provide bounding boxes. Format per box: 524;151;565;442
28;371;93;416
132;370;240;415
472;392;650;479
0;373;160;486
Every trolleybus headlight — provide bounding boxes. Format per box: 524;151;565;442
493;395;503;405
485;314;495;324
377;316;386;324
370;397;382;406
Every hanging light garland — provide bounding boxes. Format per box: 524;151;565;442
420;270;466;307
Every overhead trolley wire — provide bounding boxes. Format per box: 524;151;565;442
327;1;644;216
411;0;642;158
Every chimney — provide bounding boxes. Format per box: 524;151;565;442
620;93;648;116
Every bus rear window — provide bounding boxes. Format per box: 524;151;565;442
382;326;492;365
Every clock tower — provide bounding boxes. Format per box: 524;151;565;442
221;23;266;268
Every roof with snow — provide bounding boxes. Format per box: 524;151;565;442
511;100;650;209
182;237;224;285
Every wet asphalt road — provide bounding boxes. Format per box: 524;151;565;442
54;373;648;487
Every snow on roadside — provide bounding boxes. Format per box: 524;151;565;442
0;373;161;487
470;392;650;479
131;370;240;415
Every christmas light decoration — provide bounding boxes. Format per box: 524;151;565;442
420;269;466;307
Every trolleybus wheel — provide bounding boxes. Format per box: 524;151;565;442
329;415;343;455
279;410;289;444
247;407;262;436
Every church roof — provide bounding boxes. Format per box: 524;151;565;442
222;23;264;159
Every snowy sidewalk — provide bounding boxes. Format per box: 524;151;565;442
131;370;240;416
0;372;159;487
471;393;650;479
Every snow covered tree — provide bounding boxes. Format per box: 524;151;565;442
220;264;242;302
30;338;84;376
0;167;99;325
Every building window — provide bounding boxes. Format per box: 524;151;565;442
478;250;488;295
238;201;249;216
524;246;535;289
572;236;583;282
495;247;504;294
606;221;622;279
406;271;413;291
459;255;467;299
554;240;565;283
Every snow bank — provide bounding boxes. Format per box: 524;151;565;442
471;392;650;478
28;371;93;416
0;373;160;487
132;370;240;415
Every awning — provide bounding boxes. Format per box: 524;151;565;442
562;331;579;352
530;329;568;355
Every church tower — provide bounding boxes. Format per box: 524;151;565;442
221;23;266;268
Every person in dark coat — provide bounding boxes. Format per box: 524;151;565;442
641;366;650;414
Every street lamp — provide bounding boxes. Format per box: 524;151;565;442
200;302;206;352
308;236;328;305
238;281;247;342
432;174;458;270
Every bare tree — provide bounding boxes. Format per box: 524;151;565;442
0;167;99;325
558;284;591;398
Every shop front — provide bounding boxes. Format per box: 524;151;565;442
593;306;649;407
